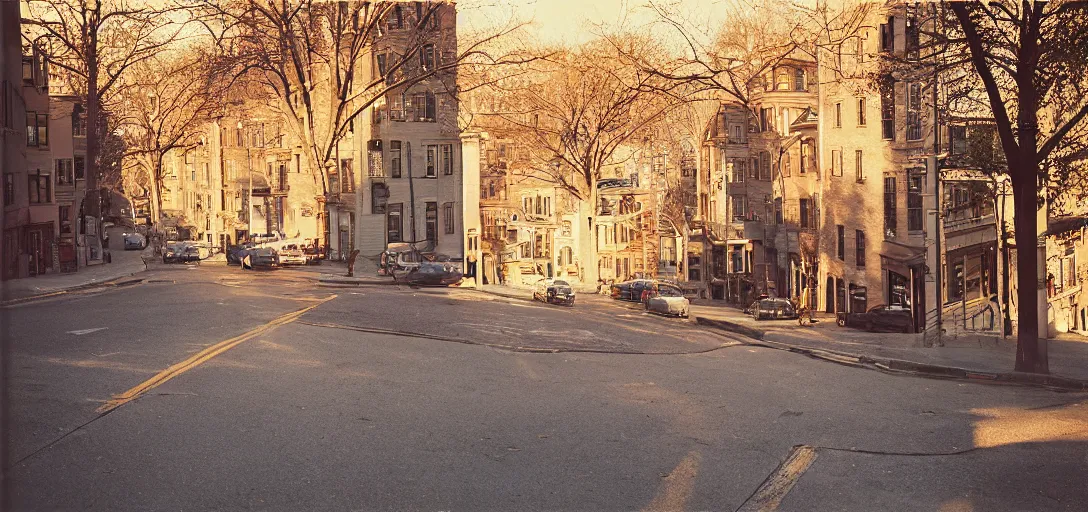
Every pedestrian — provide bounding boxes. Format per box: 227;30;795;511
497;264;505;285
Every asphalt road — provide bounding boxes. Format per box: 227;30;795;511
2;265;1087;511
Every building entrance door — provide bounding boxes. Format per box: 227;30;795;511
28;230;44;276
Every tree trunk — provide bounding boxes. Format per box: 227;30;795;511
150;151;164;226
1011;172;1046;373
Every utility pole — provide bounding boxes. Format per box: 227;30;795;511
407;141;417;244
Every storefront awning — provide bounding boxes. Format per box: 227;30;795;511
880;240;926;276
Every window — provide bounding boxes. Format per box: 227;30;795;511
760;151;771;180
441;144;453;175
420;44;436;71
59;205;72;234
390;94;405;121
75;156;85;181
837;225;845;260
908;174;924;231
425;202;438;241
799;198;810;228
731;194;748;221
781;152;791;177
794;68;805;91
26;112;38;146
340;158;354;193
880;16;894;53
372;182;389;214
760;107;774;132
857;37;865;62
1;81;12;129
443;202;455;234
906;82;922;141
220;189;226;210
855;150;864;182
732;160;744;183
906;15;920;59
881;77;895;140
857;98;866;126
731;125;742;141
799;143;808;175
3;173;13;205
55;159;73;185
390;141;402;177
884;176;897;239
28;170;51;204
831;149;842;177
34;114;49;147
950;125;968;155
389;4;403;29
425;145;437;177
775;67;790;90
834;102;842;127
410;92;436;122
774;197;783;224
855;230;866;267
387;203;403;242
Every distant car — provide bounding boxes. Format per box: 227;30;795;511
226;243;255;265
123;232;146;250
163;242;199;263
645;284;689;317
241;247;279;269
611;279;654;301
279;244;307;265
396;262;463;286
839;304;915;333
748;298;797;320
533;278;576;306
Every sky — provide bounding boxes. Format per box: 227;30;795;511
457;0;732;47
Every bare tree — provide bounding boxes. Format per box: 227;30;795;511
874;1;1088;374
198;0;527;248
22;0;187;243
115;49;226;223
473;36;685;283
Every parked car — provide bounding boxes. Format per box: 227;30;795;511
279;244;307;265
123;232;146;250
226;243;254;265
645;284;689;317
839;304;915;333
241;247;280;269
611;279;654;301
395;261;463;286
533;279;576;306
748;297;797;320
163;242;200;263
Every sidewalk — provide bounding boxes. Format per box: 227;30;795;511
689;301;1088;388
0;247;148;304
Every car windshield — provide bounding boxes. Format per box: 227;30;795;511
553;280;570;287
658;286;684;297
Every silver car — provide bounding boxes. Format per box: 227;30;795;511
645;284;690;317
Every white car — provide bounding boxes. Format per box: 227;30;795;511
645;284;690;317
278;244;307;265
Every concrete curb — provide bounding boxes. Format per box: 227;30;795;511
470;287;535;303
1;273;145;307
695;315;1088;391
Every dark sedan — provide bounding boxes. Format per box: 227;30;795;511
533;279;576;306
838;304;915;333
241;247;280;269
611;279;654;301
163;242;200;263
747;298;797;320
396;262;463;286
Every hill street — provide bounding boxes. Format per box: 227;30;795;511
3;265;1086;511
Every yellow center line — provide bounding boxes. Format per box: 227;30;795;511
96;294;337;413
643;450;702;512
736;445;818;512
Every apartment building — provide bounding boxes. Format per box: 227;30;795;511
597;156;658;283
47;95;87;271
2;42;59;279
0;2;22;280
348;1;463;262
817;3;931;330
